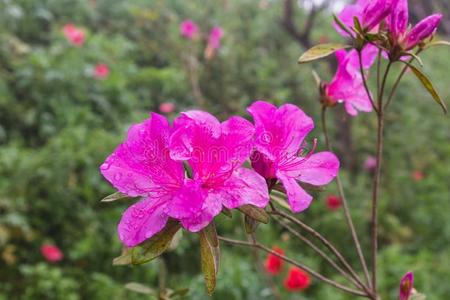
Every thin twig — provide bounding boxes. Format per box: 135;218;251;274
273;217;368;292
358;50;379;114
321;107;372;289
218;236;369;297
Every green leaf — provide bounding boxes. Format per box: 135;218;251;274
131;219;181;265
101;191;129;202
298;43;351;64
168;288;190;298
199;223;220;295
353;16;363;33
244;214;259;234
221;207;233;218
238;205;269;224
402;62;447;113
124;282;156;295
332;14;353;36
112;247;132;266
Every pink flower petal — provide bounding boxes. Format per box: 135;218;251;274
165;180;206;219
118;197;169;247
209;167;269;209
280;152;340;186
277;172;313;213
179;191;223;232
100;113;184;197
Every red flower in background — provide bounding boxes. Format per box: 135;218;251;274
41;244;63;263
412;171;424;182
63;24;85;47
159;102;175;114
94;64;110;80
326;195;342;211
284;267;311;292
264;246;284;275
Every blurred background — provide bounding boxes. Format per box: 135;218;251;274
0;0;449;299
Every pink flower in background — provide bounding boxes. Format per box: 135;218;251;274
207;26;224;49
364;155;377;171
248;101;339;213
100;112;269;247
412;170;424;181
388;0;441;50
179;19;199;39
335;0;393;36
326;195;342;211
159;102;175;114
41;244;63;262
324;45;378;116
399;272;414;300
94;64;109;80
63;24;85;47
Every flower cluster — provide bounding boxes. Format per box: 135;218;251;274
100;101;339;247
179;19;224;59
321;0;442;116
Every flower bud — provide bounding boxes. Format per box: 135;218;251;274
403;14;442;50
362;0;393;31
389;0;409;39
399;272;414;300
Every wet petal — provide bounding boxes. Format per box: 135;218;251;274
277;172;313;213
165;180;206;219
180;191;223;232
118;197;169;247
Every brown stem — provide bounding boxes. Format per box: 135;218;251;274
371;61;391;297
218;236;370;297
358;50;379;114
268;207;365;292
273;217;368;292
321;107;372;289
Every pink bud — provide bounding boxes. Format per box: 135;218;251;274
362;0;393;31
159;102;175;114
179;19;199;39
403;14;442;49
41;244;63;263
63;24;85;47
389;0;409;39
94;64;110;80
363;155;377;171
399;272;414;300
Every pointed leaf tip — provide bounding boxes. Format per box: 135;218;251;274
298;43;351;64
101;191;129;202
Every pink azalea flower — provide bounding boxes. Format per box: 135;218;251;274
159;102;175;114
388;0;442;50
179;19;199;39
247;101;339;213
40;244;63;263
94;64;109;80
335;0;393;36
324;45;378;116
207;26;224;50
100;112;269;247
399;272;414;300
62;24;85;47
364;155;377;171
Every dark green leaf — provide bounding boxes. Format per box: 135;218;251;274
199;223;220;295
402;62;447;113
238;205;269;224
221;207;233;218
298;43;351;64
124;282;156;295
131;219;181;265
112;247;132;266
101;191;129;202
353;16;362;33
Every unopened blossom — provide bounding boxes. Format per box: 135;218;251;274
324;45;378;116
100;112;269;247
63;24;85;47
159;102;175;114
264;246;284;275
399;272;414;300
179;19;199;39
41;244;63;263
284;267;311;292
335;0;393;36
388;0;442;51
248;101;339;213
364;155;377;171
94;64;109;80
326;195;342;211
204;26;224;59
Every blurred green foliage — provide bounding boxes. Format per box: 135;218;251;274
0;0;449;299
